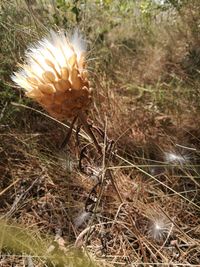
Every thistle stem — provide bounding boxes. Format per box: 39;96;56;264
78;111;102;154
60;116;78;149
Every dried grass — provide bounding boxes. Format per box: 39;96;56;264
1;106;200;265
1;0;200;266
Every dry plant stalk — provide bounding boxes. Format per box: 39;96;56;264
11;29;101;151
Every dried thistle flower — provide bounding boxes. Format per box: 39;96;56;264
11;30;92;120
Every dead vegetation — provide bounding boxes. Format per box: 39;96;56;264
1;104;200;266
0;0;200;266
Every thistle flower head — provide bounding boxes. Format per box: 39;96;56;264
11;30;91;119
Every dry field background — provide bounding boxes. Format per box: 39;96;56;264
0;0;200;266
